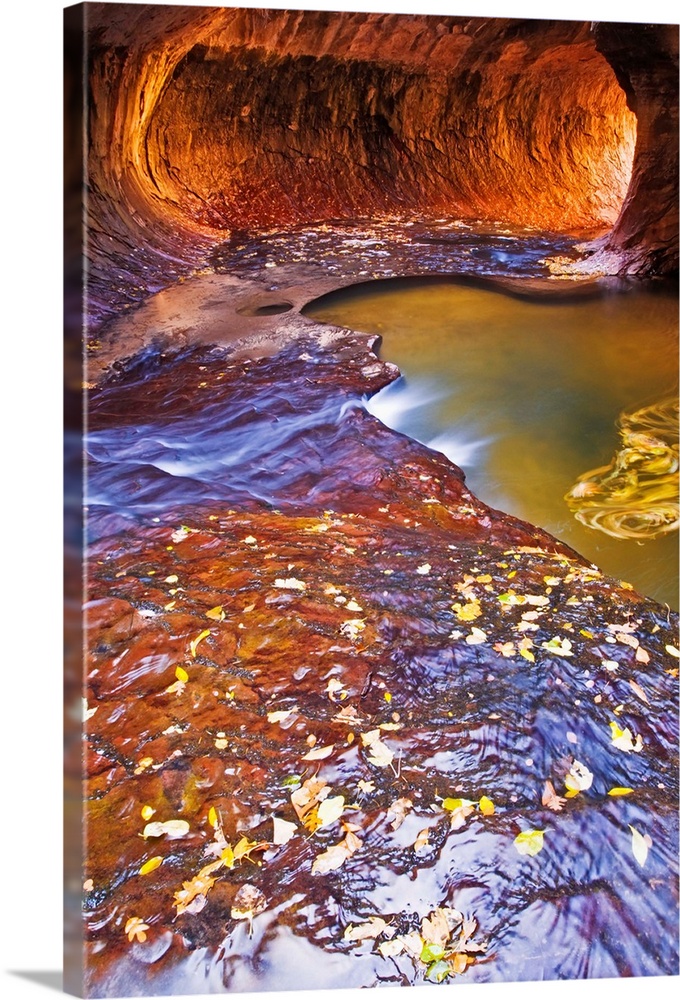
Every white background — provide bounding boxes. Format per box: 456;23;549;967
1;0;676;998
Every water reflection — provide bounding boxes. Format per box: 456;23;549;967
306;278;679;608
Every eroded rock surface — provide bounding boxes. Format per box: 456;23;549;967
80;333;679;994
65;5;678;338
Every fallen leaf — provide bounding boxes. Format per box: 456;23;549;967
231;883;267;935
346;599;363;612
175;665;189;683
541;636;573;656
609;721;643;752
267;709;295;724
635;646;650;664
413;828;430;852
451;953;470;974
426;959;452;982
142;819;190;840
452;600;482;622
417;563;431;575
542;780;566;812
316;795;345;828
139;856;163;876
357;779;375;794
344;917;388;942
326;678;348;702
478;795;495;816
665;644;680;658
291;776;329;822
174;867;220;915
301;743;334;761
274;577;306;591
141;805;156;821
421;908;455;948
629;824;649;866
387;797;413;831
513;829;545;856
311;830;361;874
564;760;593;795
125;916;150;943
361;729;394;768
608;787;634;796
465;627;487;645
378;938;405;958
272;817;297;845
189;629;211;658
628;679;649;704
340;618;366;640
493;641;516;658
205;605;225;621
442;798;475;830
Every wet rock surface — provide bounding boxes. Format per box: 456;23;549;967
82;334;679;995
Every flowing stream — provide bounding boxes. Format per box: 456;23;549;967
305;277;679;609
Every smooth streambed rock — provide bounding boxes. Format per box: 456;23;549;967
81;327;679;994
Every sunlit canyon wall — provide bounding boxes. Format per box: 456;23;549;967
69;4;678;339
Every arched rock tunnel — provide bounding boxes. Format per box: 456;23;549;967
68;6;679;337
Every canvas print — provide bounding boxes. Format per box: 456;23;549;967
64;2;679;996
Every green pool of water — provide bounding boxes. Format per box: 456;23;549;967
306;278;679;609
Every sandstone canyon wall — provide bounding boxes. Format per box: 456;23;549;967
65;4;678;340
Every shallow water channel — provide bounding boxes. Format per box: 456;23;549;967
305;278;679;609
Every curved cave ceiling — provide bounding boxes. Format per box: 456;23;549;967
76;5;679;328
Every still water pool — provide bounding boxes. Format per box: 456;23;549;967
305;278;678;609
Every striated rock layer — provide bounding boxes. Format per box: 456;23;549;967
66;4;678;337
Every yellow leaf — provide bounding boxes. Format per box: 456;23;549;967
205;605;225;621
519;648;535;663
221;844;235;869
189;629;211;658
608;787;634;796
513;829;545;856
141;805;155;821
175;665;189;683
208;807;218;828
139;856;163;876
452;600;482;622
479;795;495;816
442;797;473;812
164;574;179;584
